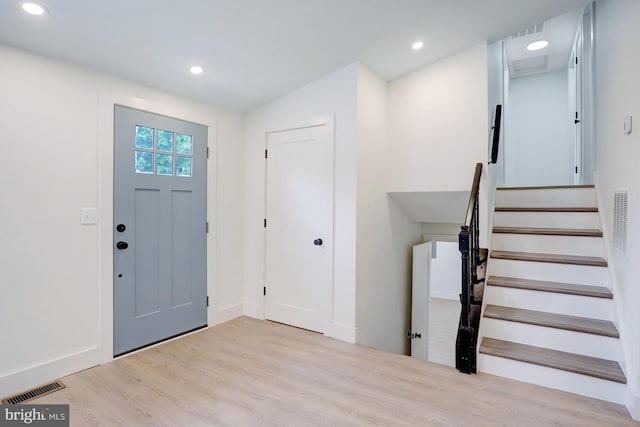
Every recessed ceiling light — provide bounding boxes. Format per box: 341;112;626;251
22;2;48;15
526;40;549;51
412;41;424;51
190;66;203;75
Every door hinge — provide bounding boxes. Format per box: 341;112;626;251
576;166;579;173
407;331;422;339
265;149;268;159
263;286;266;296
207;296;209;307
207;147;210;159
264;218;267;228
576;56;578;65
206;222;209;234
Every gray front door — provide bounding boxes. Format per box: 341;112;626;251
113;106;207;356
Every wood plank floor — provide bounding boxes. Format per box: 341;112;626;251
33;316;636;426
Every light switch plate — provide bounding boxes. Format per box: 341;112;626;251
81;208;99;225
624;115;632;135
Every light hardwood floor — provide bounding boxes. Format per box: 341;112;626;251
34;316;636;426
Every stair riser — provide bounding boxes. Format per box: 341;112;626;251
489;258;608;286
478;354;626;404
483;286;614;320
481;318;621;360
491;234;604;258
493;211;600;229
496;188;596;208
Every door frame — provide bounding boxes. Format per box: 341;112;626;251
99;99;217;362
570;3;596;185
261;116;335;334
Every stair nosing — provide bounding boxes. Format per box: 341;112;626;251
483;305;619;338
497;185;595;191
493;227;603;237
486;276;613;299
490;250;607;267
495;207;598;213
479;338;626;384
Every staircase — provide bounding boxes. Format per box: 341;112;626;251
477;185;627;404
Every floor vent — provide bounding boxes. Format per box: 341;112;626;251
1;380;66;405
613;191;628;255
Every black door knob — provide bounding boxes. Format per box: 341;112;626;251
116;224;126;232
116;241;129;250
314;239;323;246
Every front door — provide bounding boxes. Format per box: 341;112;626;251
113;106;208;356
265;123;333;332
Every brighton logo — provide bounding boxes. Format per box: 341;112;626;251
1;405;68;426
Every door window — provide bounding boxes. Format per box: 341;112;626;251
134;125;193;177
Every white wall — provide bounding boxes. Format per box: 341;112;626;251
243;63;359;341
594;0;640;418
388;42;490;246
388;42;489;193
355;65;421;354
485;40;505;243
0;44;245;397
506;71;573;187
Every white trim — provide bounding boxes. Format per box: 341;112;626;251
626;390;640;421
211;304;244;326
326;323;357;343
0;348;101;398
243;302;260;319
262;115;337;337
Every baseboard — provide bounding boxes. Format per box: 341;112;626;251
626;389;640;421
212;303;244;325
326;322;357;343
242;302;259;319
0;347;101;399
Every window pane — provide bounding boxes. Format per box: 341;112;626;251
135;151;154;174
176;133;193;155
135;126;154;149
157;129;174;152
157;153;173;175
176;156;192;177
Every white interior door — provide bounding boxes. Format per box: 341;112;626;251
573;31;584;185
411;242;432;360
265;123;333;332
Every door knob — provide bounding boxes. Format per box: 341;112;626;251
314;238;323;246
116;224;126;232
116;241;129;250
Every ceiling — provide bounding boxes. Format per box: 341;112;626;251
0;0;591;111
505;8;583;79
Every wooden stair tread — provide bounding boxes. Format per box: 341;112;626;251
497;185;595;191
480;338;626;384
495;207;598;213
487;276;613;299
484;305;619;337
490;250;607;267
493;227;602;237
